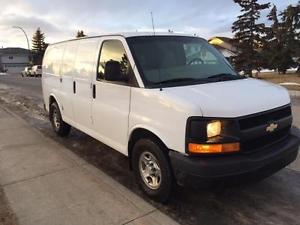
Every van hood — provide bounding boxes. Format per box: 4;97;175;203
163;78;290;118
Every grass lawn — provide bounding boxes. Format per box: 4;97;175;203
256;72;300;91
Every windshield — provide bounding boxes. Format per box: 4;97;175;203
127;36;241;88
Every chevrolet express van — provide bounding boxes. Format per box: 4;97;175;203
42;33;299;202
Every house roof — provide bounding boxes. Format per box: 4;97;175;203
208;36;238;54
0;47;30;55
208;36;236;44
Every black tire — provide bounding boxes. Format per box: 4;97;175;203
132;138;174;203
49;102;71;137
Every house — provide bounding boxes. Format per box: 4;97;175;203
208;37;237;58
0;48;30;73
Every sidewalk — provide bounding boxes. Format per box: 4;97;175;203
0;107;178;225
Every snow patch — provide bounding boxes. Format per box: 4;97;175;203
0;84;9;90
279;82;300;86
0;85;10;90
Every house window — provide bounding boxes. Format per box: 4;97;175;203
9;56;13;60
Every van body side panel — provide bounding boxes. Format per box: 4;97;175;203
91;37;132;155
129;88;201;153
42;44;65;113
60;41;78;122
92;83;131;154
72;38;100;130
41;71;50;112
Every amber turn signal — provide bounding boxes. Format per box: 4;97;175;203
188;142;240;154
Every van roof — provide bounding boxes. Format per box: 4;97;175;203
50;32;200;45
119;32;196;38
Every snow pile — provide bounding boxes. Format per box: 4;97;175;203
0;85;47;121
0;84;9;90
279;82;300;86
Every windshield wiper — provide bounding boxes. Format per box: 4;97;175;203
151;74;244;87
155;78;197;85
207;73;245;81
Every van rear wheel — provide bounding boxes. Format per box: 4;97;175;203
50;102;71;137
132;138;173;202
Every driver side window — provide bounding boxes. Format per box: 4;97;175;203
98;40;134;85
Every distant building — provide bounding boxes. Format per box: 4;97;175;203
208;37;237;58
0;48;30;73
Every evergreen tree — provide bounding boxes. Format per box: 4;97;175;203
76;30;86;38
232;0;270;76
262;5;288;72
262;2;299;73
32;28;46;53
280;2;300;73
32;28;47;65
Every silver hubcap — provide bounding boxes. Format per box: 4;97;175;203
52;109;60;130
139;151;162;190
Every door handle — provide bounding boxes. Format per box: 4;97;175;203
93;84;96;99
73;81;76;94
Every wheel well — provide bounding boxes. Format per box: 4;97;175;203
49;96;56;108
128;128;168;169
49;96;57;117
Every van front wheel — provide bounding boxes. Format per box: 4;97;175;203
50;102;71;137
132;138;173;202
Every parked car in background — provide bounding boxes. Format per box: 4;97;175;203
21;66;32;77
31;65;42;77
42;33;299;202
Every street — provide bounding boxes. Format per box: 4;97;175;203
0;74;42;96
1;74;300;225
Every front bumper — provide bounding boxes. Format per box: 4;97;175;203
169;134;300;187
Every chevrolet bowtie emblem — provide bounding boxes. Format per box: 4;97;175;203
266;122;278;133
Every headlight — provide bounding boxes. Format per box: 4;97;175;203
207;121;221;138
186;118;240;154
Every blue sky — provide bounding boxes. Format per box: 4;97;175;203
0;0;298;49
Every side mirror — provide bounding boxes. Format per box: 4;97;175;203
104;60;128;82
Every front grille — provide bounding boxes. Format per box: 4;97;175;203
241;127;290;153
238;105;292;153
239;105;291;130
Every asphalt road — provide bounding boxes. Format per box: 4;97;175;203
0;73;42;96
1;74;300;225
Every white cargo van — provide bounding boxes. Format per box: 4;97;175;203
42;33;299;202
